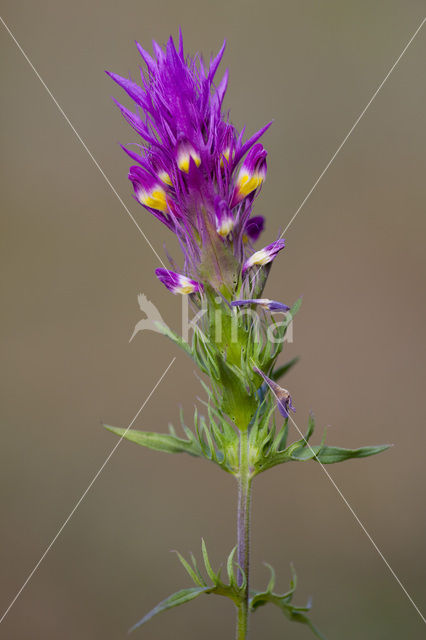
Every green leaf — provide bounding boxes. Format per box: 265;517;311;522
264;562;276;593
129;587;209;633
153;320;193;359
201;538;218;583
271;356;300;381
226;546;238;588
279;604;327;640
290;444;322;461
103;425;201;457
316;444;391;464
175;551;205;587
249;591;327;640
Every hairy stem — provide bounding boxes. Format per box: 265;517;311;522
236;429;252;640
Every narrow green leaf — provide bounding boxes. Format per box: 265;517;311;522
271;357;300;381
190;553;206;586
226;546;237;587
264;562;276;593
289;296;302;317
201;423;216;461
305;413;315;441
274;419;289;452
316;444;391;464
250;591;326;639
174;551;205;587
129;587;209;633
236;562;247;590
289;562;297;593
201;539;218;584
103;425;201;457
250;592;270;610
279;603;327;640
291;413;315;450
290;444;322;461
153;320;193;358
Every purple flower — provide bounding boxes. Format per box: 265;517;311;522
175;139;202;173
215;199;235;237
242;239;285;273
230;144;267;208
107;32;273;294
155;269;203;295
231;298;290;312
129;166;168;209
253;367;295;419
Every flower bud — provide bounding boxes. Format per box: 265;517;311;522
243;216;265;243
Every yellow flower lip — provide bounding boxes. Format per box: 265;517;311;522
177;143;201;173
216;217;234;237
138;186;168;212
236;170;264;199
245;248;269;268
220;147;233;168
158;170;172;186
176;283;196;294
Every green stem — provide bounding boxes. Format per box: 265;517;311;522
236;428;252;640
237;600;248;640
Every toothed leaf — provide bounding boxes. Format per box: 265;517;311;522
271;356;300;381
226;546;237;587
290;444;322;461
316;444;391;464
279;603;327;639
250;591;327;639
104;425;202;457
129;587;209;633
153;321;193;358
264;562;276;593
175;551;205;587
202;539;218;583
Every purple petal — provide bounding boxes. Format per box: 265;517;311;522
209;40;226;81
231;144;267;208
235;122;273;165
231;298;290;312
155;268;203;295
242;239;285;273
245;216;265;242
106;71;147;107
135;41;156;73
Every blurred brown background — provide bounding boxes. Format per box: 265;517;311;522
1;1;425;638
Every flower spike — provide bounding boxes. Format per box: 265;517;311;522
108;34;272;292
